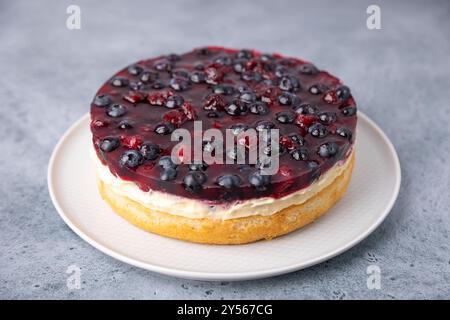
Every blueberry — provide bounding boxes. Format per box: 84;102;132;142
248;171;271;191
309;83;328;95
225;101;248;116
275;66;288;78
233;59;247;73
290;147;308;161
318;142;339;158
278;92;296;105
249;101;269;115
336;85;351;100
236;85;250;93
160;168;177;181
288;133;304;145
183;171;207;193
154;123;174;135
166;53;181;62
119;150;143;168
318;112;336;124
255;120;276;132
213;85;235;95
240;92;256;104
189;162;209;171
294;103;317;115
236;49;253;59
93;94;111;107
214;55;233;66
128;81;141;91
127;65;143;76
261;54;275;62
106;104;127;117
190;71;206;83
117;120;133;129
169;77;190;91
279;75;300;91
165;95;184;109
158;156;177;169
172;69;190;79
308;123;328;138
216;175;241;189
152;80;165;89
241;71;262;82
99;137;120;152
276;111;295;124
298;63;318;75
336;127;353;140
140;142;160;160
341;106;356;117
154;59;173;72
230;123;249;136
111;77;129;87
140;71;158;83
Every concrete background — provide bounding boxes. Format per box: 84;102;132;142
1;0;449;299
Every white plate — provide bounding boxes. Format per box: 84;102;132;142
48;112;400;281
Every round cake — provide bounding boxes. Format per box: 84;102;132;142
90;47;357;244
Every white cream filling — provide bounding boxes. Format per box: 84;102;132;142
92;147;352;220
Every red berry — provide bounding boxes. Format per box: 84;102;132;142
92;119;108;128
163;110;186;126
181;102;197;120
205;65;224;84
147;90;173;106
279;136;295;150
203;94;226;111
121;135;143;149
279;165;292;177
123;91;146;104
323;90;338;104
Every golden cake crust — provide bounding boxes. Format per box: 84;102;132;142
97;153;354;245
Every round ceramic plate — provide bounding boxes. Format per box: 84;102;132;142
48;112;400;281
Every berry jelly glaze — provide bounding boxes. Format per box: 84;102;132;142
90;47;357;204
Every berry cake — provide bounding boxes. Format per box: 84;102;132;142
90;47;357;244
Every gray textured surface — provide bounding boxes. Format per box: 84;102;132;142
1;0;449;299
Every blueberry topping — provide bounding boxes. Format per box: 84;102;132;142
233;59;247;73
169;77;190;91
154;123;174;135
230;123;249;136
275;66;288;78
106;104;127;117
278;92;300;106
308;123;328;138
318;112;337;124
160;168;177;181
214;55;233;66
236;84;250;93
309;83;328;95
249;101;269;115
183;171;207;193
111;77;129;87
241;71;262;82
248;171;271;191
298;63;318;75
255;120;276;132
336;127;353;140
341;106;356;117
158;156;177;169
213;85;235;95
336;85;351;100
154;59;173;72
127;65;143;76
152;80;165;89
290;147;308;161
189;162;209;171
225;101;248;116
166;53;181;62
276;111;295;124
217;175;241;189
288;133;304;145
99;137;120;152
165;95;184;109
119;150;143;168
140;71;158;83
236;49;253;59
240;92;256;104
190;71;206;83
140;142;160;160
93;94;111;107
279;75;300;91
294;103;317;115
117;120;133;129
318;142;339;158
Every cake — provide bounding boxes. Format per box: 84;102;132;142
90;47;357;244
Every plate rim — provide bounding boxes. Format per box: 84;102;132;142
47;111;401;281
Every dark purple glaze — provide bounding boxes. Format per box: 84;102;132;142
90;47;357;204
